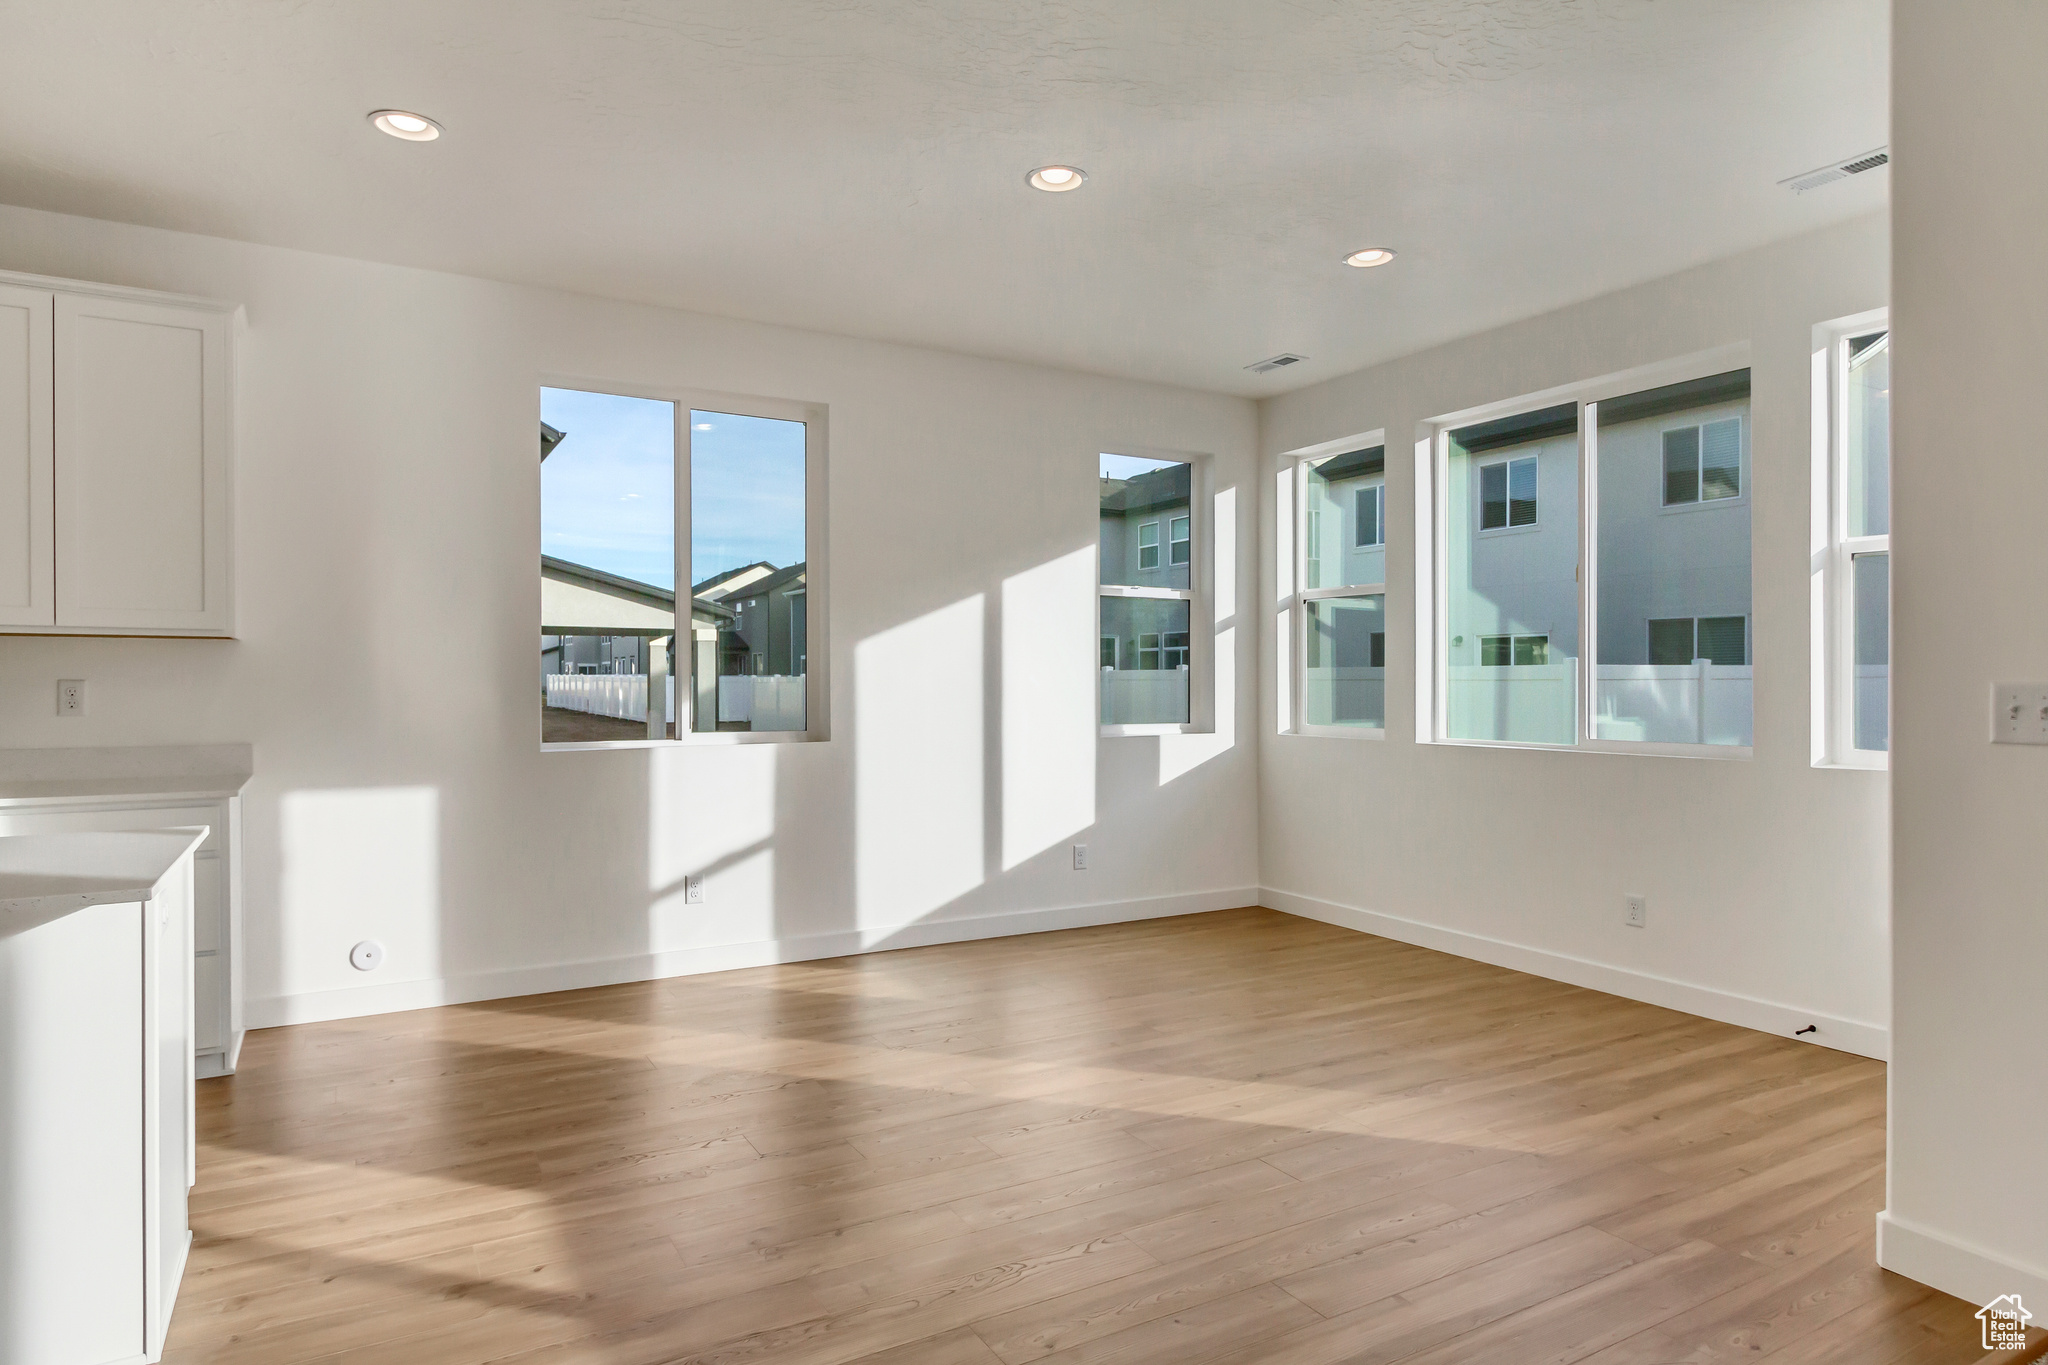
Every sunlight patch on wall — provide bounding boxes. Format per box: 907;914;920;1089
279;787;438;995
647;745;776;948
1002;547;1096;870
857;594;985;927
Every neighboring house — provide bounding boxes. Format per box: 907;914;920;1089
712;562;807;677
540;554;732;683
1449;375;1751;671
1302;444;1386;591
1098;464;1191;673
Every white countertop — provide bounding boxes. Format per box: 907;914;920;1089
0;744;253;803
0;829;209;936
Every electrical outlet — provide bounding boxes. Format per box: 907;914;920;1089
1624;895;1647;928
1072;843;1089;870
56;679;85;716
1991;682;2048;744
684;876;704;904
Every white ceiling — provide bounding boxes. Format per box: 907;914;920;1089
0;1;1888;396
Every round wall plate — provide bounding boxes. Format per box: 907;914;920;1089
349;940;385;972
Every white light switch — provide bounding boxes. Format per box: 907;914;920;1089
1991;683;2048;744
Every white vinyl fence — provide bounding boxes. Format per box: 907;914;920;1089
1594;663;1752;745
1447;659;1754;746
717;675;805;731
545;674;676;723
1447;660;1579;744
1303;668;1386;727
1855;663;1889;751
1101;667;1191;725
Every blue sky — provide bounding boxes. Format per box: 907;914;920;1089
1101;452;1182;481
541;389;805;592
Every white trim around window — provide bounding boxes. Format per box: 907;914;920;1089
538;377;829;749
1812;308;1890;770
1278;429;1388;739
1417;342;1754;760
1100;447;1214;737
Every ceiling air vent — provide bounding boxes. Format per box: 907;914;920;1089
1779;147;1889;195
1246;353;1308;375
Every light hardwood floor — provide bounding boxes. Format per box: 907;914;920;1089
168;909;2038;1365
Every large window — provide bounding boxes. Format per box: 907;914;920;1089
540;386;824;747
1814;314;1889;765
1429;358;1754;754
1291;441;1386;732
1100;452;1198;728
1593;371;1752;747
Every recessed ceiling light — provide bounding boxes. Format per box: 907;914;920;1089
1344;247;1397;268
1027;165;1087;192
369;109;442;141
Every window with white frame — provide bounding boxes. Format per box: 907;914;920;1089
540;385;825;747
1814;315;1890;764
1354;483;1384;548
1429;362;1753;753
1290;441;1386;731
1100;452;1199;728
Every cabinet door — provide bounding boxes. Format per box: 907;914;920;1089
54;293;232;634
0;284;53;626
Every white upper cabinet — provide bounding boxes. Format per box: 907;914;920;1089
0;284;54;627
0;271;236;637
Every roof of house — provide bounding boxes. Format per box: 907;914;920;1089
1315;445;1385;482
725;562;807;604
1100;463;1191;518
540;421;566;461
692;561;779;600
541;555;733;633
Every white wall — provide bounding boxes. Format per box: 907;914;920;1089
1882;0;2048;1308
0;202;1260;1025
1259;215;1891;1056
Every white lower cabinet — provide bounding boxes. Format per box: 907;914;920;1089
0;830;202;1365
0;794;242;1075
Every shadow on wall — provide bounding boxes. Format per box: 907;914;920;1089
260;486;1240;1016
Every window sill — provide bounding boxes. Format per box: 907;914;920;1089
1424;736;1752;761
1287;725;1387;741
1101;722;1206;738
1813;756;1887;772
543;732;829;751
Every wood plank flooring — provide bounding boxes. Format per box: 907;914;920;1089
166;908;2038;1365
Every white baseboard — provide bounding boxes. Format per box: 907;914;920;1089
246;887;1258;1029
1878;1210;2048;1308
1262;886;1889;1061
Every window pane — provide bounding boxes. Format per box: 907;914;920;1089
1696;616;1746;665
540;389;676;744
1648;617;1695;665
1847;334;1890;537
1595;370;1752;745
1447;404;1578;743
1100;636;1117;668
1479;461;1508;531
689;410;806;733
1854;551;1889;751
1304;446;1385;587
1354;485;1383;549
1102;455;1191;589
1169;516;1191;565
1700;418;1742;500
1100;596;1191;724
1303;595;1386;728
1662;426;1700;505
1513;634;1550;666
1508;457;1538;527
